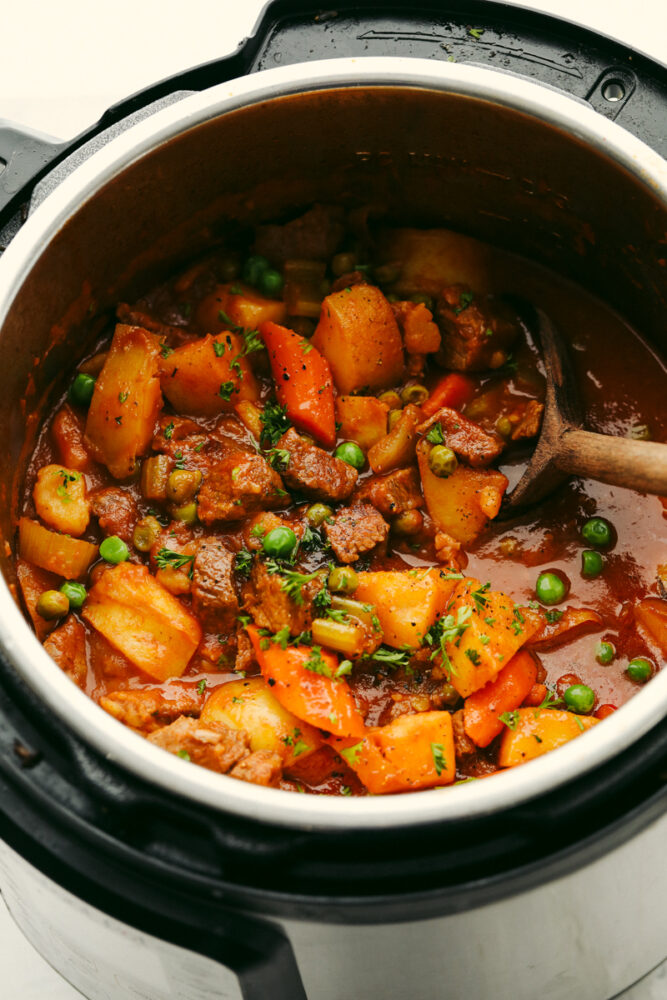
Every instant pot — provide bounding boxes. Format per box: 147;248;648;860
0;3;666;998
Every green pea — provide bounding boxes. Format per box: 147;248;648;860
535;571;567;605
391;509;424;536
132;515;162;553
242;255;270;286
595;641;615;665
68;373;96;407
581;550;604;578
331;252;356;277
581;517;613;549
410;292;434;311
172;502;198;526
378;390;402;411
36;590;69;620
328;565;359;594
306;503;333;527
626;657;653;683
388;409;402;431
334;441;365;470
400;384;429;406
428;445;458;479
496;416;513;439
563;684;595;714
99;535;130;564
259;268;284;298
262;526;297;559
59;581;87;609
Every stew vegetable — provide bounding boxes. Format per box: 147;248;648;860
16;205;667;796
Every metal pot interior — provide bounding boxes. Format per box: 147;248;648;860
0;60;665;829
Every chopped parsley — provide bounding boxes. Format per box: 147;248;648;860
454;290;474;314
164;421;175;440
155;548;195;573
339;742;363;766
265;561;323;605
218;380;236;400
544;608;564;625
213;340;226;357
266;447;290;471
260;400;292;447
371;646;411;669
118;391;129;403
160;341;173;359
234;549;253;577
498;710;520;730
426;422;445;445
469;27;484;39
196;679;207;695
535;690;561;714
431;742;447;776
465;648;481;665
472;582;490;612
177;750;191;761
304;645;333;678
335;659;353;678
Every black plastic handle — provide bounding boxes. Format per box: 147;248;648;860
0;122;68;223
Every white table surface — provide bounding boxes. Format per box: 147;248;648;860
1;1;666;997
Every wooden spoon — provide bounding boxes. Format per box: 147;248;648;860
501;308;667;514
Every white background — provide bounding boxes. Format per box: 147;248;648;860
1;1;666;997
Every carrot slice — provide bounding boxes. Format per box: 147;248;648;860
260;321;336;448
328;711;456;794
634;597;667;656
498;708;599;768
463;649;538;747
247;625;366;738
421;373;475;418
528;606;602;649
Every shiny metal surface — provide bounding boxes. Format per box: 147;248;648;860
0;58;665;831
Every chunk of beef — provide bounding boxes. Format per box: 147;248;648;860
452;709;476;758
276;428;357;502
100;685;204;733
191;539;239;636
254;204;345;264
418;407;504;468
90;487;138;543
116;303;187;341
352;467;423;518
434;531;468;571
152;415;206;455
330;270;368;294
436;284;519;371
235;629;257;674
43;616;87;689
242;560;323;636
197;451;286;523
391;301;441;354
510;399;544;441
229;750;283;787
323;504;389;563
147;716;249;772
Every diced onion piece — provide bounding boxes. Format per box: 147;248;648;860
19;517;97;580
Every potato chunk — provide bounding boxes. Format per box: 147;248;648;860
160;332;259;417
498;708;599;767
33;464;89;536
335;395;390;451
354;568;455;649
85;324;162;479
200;677;321;767
312;285;404;394
83;563;201;680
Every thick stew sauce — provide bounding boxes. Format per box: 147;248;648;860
17;206;667;796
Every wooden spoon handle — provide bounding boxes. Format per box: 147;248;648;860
557;429;667;495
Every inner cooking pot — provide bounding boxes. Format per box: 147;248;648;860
0;59;665;831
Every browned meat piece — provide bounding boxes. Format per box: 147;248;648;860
330;270;368;294
90;487;138;542
16;559;60;641
191;539;239;636
434;531;468;571
235;629;257;674
452;709;476;758
352;467;423;518
418;407;504;468
197;451;286;524
43;616;87;689
229;750;283;787
510;399;545;441
152;415;206;455
116;303;187;340
276;428;357;502
254;204;345;264
242;560;324;636
435;284;519;371
100;685;204;733
147;716;249;773
323;504;389;563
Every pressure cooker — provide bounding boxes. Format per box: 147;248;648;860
0;3;665;998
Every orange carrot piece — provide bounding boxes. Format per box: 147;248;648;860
335;395;390;451
421;373;475;419
463;649;538;748
498;708;599;768
247;626;366;738
260;320;336;448
634;597;667;656
522;682;548;707
83;563;201;681
18;517;98;580
329;711;456;794
528;606;603;649
195;282;287;333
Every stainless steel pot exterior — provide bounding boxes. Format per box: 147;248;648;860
0;58;665;831
1;810;666;1000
